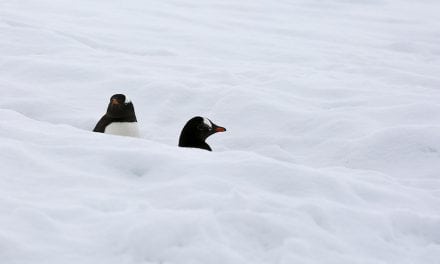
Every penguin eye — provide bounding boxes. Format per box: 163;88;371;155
197;124;211;131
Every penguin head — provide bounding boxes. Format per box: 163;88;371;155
110;94;129;105
178;116;226;151
106;94;136;120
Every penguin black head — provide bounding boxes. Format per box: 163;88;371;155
93;93;138;133
178;116;226;151
106;94;137;120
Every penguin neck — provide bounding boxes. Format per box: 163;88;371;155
107;114;137;122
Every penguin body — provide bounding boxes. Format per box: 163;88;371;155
178;116;226;151
104;122;140;137
93;94;140;137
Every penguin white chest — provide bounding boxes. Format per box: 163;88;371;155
104;122;140;137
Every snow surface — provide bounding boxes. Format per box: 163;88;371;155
1;0;440;263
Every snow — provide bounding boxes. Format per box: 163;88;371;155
1;0;440;263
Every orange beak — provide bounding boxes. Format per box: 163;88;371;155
215;126;226;132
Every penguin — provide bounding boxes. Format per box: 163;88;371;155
178;116;226;151
93;94;140;137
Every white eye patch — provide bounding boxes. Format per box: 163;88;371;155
203;117;212;128
124;95;131;103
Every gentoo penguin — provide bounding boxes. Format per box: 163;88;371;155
93;94;140;137
178;116;226;151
